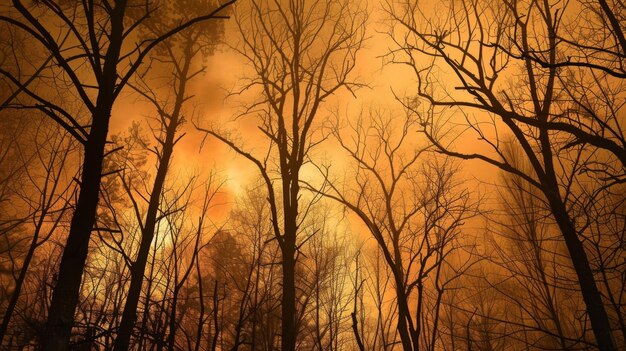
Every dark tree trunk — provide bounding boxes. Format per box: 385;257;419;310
544;185;616;350
167;285;180;351
194;256;205;351
351;311;365;351
537;100;616;350
393;276;415;351
114;143;173;349
279;165;299;351
210;280;220;351
114;43;190;350
41;105;112;350
113;112;177;350
280;228;296;351
41;4;126;348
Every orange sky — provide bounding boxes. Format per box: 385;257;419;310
107;0;502;226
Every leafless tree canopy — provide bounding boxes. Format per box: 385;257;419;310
0;0;624;350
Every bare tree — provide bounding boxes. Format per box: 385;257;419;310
484;142;588;349
113;2;225;348
310;109;477;350
364;248;397;351
493;0;626;169
385;0;621;348
0;119;76;347
298;206;356;351
225;185;282;351
197;0;366;349
0;1;233;348
117;174;220;350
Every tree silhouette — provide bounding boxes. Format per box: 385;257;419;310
310;109;477;350
198;0;366;349
386;0;620;348
0;1;233;348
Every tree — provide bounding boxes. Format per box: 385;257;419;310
311;109;477;350
0;119;77;347
0;1;234;348
114;1;226;348
495;0;626;169
386;0;620;348
297;206;356;351
224;185;282;351
486;142;587;349
198;0;366;349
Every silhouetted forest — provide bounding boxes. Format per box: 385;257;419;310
0;0;624;350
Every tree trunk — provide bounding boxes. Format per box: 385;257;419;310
280;169;298;351
41;105;112;350
544;187;616;350
41;3;126;348
114;43;190;349
537;113;616;350
394;279;415;351
114;120;176;350
0;217;44;344
167;285;181;350
0;188;65;345
280;236;296;351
